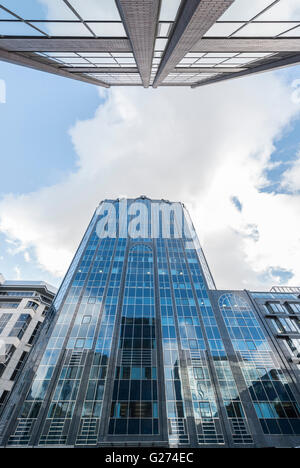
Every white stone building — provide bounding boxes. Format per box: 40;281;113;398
0;275;56;413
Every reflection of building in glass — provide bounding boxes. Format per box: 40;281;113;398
210;291;300;443
0;197;299;448
1;1;300;88
0;275;56;416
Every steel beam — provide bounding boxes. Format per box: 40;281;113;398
174;67;245;73
191;53;300;88
110;83;143;86
66;67;139;73
1;37;300;54
153;0;234;87
191;38;300;53
0;48;110;88
160;83;191;86
116;0;160;88
0;38;131;52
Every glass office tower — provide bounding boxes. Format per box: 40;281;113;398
0;197;299;448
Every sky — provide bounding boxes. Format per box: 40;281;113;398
1;4;300;292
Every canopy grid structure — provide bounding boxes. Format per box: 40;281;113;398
0;0;300;89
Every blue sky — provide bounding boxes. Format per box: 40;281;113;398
0;60;300;291
262;103;300;194
0;60;102;286
0;61;100;195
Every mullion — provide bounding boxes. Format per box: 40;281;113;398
226;0;281;38
276;23;300;37
62;0;96;38
0;5;49;36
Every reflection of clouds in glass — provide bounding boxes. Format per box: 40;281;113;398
0;0;44;20
30;380;41;399
36;0;124;36
259;0;300;21
0;21;43;35
255;341;269;352
234;22;300;37
219;0;275;21
37;0;77;19
0;339;6;360
159;0;182;21
67;0;122;20
206;0;300;38
34;21;92;36
87;22;126;37
219;0;300;21
0;0;76;20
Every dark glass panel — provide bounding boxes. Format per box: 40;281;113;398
141;381;152;401
290;419;300;435
282;403;298;418
115;419;127;434
263;382;277;401
128;419;140;434
265;419;280;435
29;402;42;419
130;380;141;400
113;381;118;400
141;419;152;434
176;402;185;418
152;381;158;400
278;419;293;435
118;381;130;401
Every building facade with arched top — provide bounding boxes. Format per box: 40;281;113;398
0;197;299;448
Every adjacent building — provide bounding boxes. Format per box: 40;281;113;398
0;197;299;448
249;289;300;374
209;289;300;448
0;275;57;415
0;1;300;88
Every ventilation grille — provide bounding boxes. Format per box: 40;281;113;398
190;350;205;365
8;419;35;446
197;419;225;445
69;352;83;366
231;418;253;445
238;351;276;367
76;418;99;446
168;418;189;444
168;418;186;435
121;349;152;366
39;419;67;446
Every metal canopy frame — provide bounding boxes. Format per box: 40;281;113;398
0;0;300;89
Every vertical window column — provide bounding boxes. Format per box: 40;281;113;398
108;243;159;437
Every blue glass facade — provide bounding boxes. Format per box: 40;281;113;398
0;198;300;448
218;293;300;437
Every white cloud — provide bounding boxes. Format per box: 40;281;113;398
13;266;21;280
24;251;31;263
0;73;300;291
281;151;300;192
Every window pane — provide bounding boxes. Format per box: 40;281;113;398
68;0;122;21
